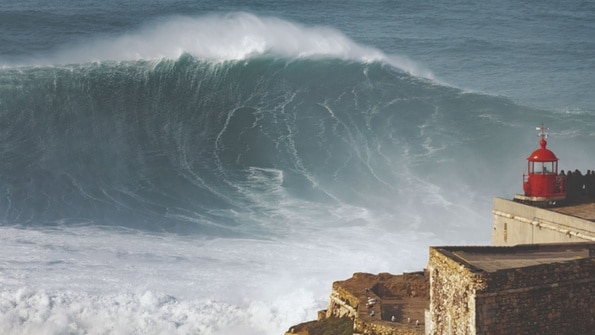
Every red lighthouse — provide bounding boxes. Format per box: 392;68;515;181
514;125;566;205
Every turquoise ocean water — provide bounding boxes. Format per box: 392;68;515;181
1;1;594;334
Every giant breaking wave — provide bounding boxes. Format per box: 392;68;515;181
1;13;586;237
0;54;546;236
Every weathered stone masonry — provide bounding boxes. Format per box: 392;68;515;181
428;244;595;335
475;258;594;334
427;247;486;335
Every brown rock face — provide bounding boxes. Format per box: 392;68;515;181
286;271;429;335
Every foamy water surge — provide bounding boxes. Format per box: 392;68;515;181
0;219;442;334
0;288;320;335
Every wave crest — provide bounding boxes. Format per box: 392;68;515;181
13;12;434;79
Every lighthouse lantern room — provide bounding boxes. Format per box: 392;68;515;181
514;125;566;206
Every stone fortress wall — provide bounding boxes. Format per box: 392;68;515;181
427;244;595;335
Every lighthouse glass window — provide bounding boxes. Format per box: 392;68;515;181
531;162;557;174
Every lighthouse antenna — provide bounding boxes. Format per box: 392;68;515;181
536;123;548;139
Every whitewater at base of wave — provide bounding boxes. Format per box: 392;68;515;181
0;217;453;334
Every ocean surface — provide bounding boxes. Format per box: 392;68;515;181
1;1;594;334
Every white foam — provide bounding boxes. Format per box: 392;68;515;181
0;222;439;335
0;288;322;335
16;12;434;79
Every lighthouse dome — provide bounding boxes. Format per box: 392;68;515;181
527;138;558;162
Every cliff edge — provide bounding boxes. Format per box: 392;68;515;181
285;271;429;335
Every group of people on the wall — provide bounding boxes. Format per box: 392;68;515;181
559;169;595;202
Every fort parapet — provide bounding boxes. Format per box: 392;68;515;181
492;197;595;245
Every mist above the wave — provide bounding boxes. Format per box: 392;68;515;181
19;12;434;79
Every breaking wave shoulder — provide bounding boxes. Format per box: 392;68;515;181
1;12;434;80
